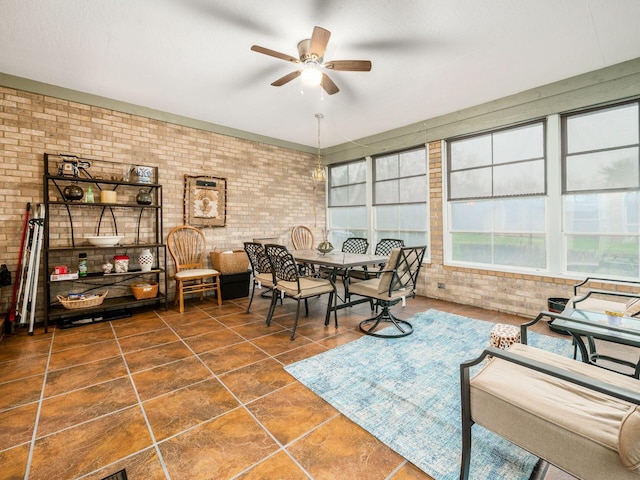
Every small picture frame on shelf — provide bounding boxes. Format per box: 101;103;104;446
183;175;227;227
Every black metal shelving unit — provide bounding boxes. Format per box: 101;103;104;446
43;153;168;331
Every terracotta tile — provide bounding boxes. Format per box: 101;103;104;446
318;329;363;349
117;328;180;353
124;340;193;372
45;355;128;397
48;340;121;371
160;408;278;480
247;382;338;445
28;406;153;480
51;327;116;351
288;415;404;479
143;378;239;441
0;353;48;382
199;341;269;374
182;328;244;354
81;448;167;480
274;342;329;365
201;302;246;317
235;450;310;480
250;330;312;356
170;317;225;338
158;309;213;327
0;374;43;410
0;443;29;480
112;315;168;337
214;311;265;328
0;335;51;363
131;356;212;401
230;318;286;339
390;462;435;479
37;376;137;437
0;402;38;451
219;358;295;404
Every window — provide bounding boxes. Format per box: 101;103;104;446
447;121;547;270
327;148;429;251
328;160;368;248
563;101;640;277
373;148;428;246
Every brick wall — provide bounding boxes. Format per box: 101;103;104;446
1;84;585;325
0;86;326;321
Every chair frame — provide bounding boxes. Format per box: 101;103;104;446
353;246;426;338
341;237;369;254
291;225;314;250
244;241;276;313
167;225;221;313
265;244;337;340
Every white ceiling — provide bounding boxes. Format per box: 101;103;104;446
2;0;640;149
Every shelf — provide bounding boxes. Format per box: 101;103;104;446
48;201;160;208
48;268;165;283
48;294;167;322
48;243;165;252
46;174;160;188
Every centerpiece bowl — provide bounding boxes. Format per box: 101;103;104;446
86;235;124;247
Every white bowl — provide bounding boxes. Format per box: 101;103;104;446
86;235;124;247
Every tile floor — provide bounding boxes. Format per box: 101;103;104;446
0;291;576;480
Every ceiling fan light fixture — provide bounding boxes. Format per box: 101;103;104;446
301;63;323;86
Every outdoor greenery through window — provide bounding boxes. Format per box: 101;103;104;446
563;101;640;278
327;148;429;251
447;121;547;270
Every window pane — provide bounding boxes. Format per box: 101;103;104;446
493;123;544;164
450;168;492;199
349;206;368;229
450;135;492;169
330;185;349;206
398;203;428;230
493;234;546;268
450;200;492;231
564;192;639;233
567;103;639;153
375;179;398;204
493;159;545;196
330;164;349;187
493;197;546;232
376;155;398;181
399;149;427;176
330;207;349;228
565;148;639;191
349;183;366;205
349;161;367;183
399;176;427;203
566;235;639;277
452;233;492;263
375;205;399;229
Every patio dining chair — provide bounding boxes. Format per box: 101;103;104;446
264;244;337;340
167;225;222;313
349;238;405;281
244;241;276;314
291;225;314;250
348;246;426;338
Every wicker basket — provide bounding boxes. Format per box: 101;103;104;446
130;281;158;300
210;250;249;274
57;291;108;309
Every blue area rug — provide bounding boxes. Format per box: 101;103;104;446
285;309;574;480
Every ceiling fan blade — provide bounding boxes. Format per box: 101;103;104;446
271;70;301;87
324;60;372;72
309;26;331;58
321;73;339;95
251;45;300;64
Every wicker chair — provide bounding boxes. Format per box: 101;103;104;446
167;225;221;313
264;244;337;340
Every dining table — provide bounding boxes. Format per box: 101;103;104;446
292;249;388;311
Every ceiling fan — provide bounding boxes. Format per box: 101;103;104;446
251;26;372;95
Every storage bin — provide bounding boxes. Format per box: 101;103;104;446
220;271;250;300
210;250;249;274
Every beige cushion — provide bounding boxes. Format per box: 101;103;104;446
620;406;640;472
175;268;219;280
255;272;274;288
470;343;640;479
377;248;401;294
276;277;334;299
349;277;409;301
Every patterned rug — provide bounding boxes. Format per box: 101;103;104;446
285;309;574;480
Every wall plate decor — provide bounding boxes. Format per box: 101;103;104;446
183;175;227;227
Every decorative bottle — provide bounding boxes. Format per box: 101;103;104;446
78;253;88;277
138;249;154;272
85;186;94;203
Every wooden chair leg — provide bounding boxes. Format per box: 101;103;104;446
178;280;185;313
215;275;222;305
